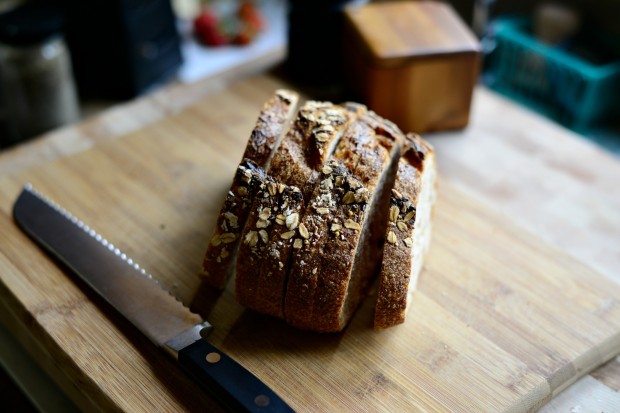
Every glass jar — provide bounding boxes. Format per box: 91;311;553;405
0;3;79;148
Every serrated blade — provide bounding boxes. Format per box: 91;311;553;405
13;185;296;413
13;185;205;347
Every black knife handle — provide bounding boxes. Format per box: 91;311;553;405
178;340;295;413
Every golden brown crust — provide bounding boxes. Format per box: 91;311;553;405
284;161;366;331
200;90;298;289
284;111;404;332
267;101;362;202
206;92;435;331
235;180;304;318
374;133;436;329
235;173;280;307
283;115;377;331
235;101;366;317
200;160;266;289
241;90;300;169
254;185;305;317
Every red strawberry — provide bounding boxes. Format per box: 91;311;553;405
194;9;217;33
194;9;229;46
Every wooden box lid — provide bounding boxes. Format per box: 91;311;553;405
344;1;480;67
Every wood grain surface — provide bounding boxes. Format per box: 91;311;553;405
0;74;619;412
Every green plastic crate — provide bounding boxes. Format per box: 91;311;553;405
483;18;620;131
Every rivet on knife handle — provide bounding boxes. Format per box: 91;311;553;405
163;325;295;413
13;185;295;413
178;339;292;413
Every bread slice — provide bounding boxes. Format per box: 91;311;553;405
374;133;436;329
235;178;304;317
200;160;267;288
234;101;366;317
284;111;404;332
242;89;300;169
201;90;299;289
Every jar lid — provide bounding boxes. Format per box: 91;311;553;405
0;2;65;47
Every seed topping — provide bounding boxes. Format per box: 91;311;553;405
259;230;269;243
259;208;271;220
286;213;299;230
404;210;416;222
344;219;361;231
387;231;397;244
298;223;310;239
244;231;258;247
281;231;296;240
389;206;399;222
220;233;236;243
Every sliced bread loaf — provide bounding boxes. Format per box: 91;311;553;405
235;101;365;317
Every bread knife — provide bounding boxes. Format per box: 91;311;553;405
13;185;294;413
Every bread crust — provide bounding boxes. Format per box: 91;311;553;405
242;89;300;169
201;90;298;289
235;101;366;316
285;111;404;332
200;160;267;288
206;91;436;332
374;133;436;329
235;180;304;317
267;101;357;202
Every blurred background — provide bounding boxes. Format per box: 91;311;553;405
0;0;619;150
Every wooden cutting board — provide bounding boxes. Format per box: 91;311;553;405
0;84;619;413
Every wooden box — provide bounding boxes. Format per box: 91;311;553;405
343;1;481;133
